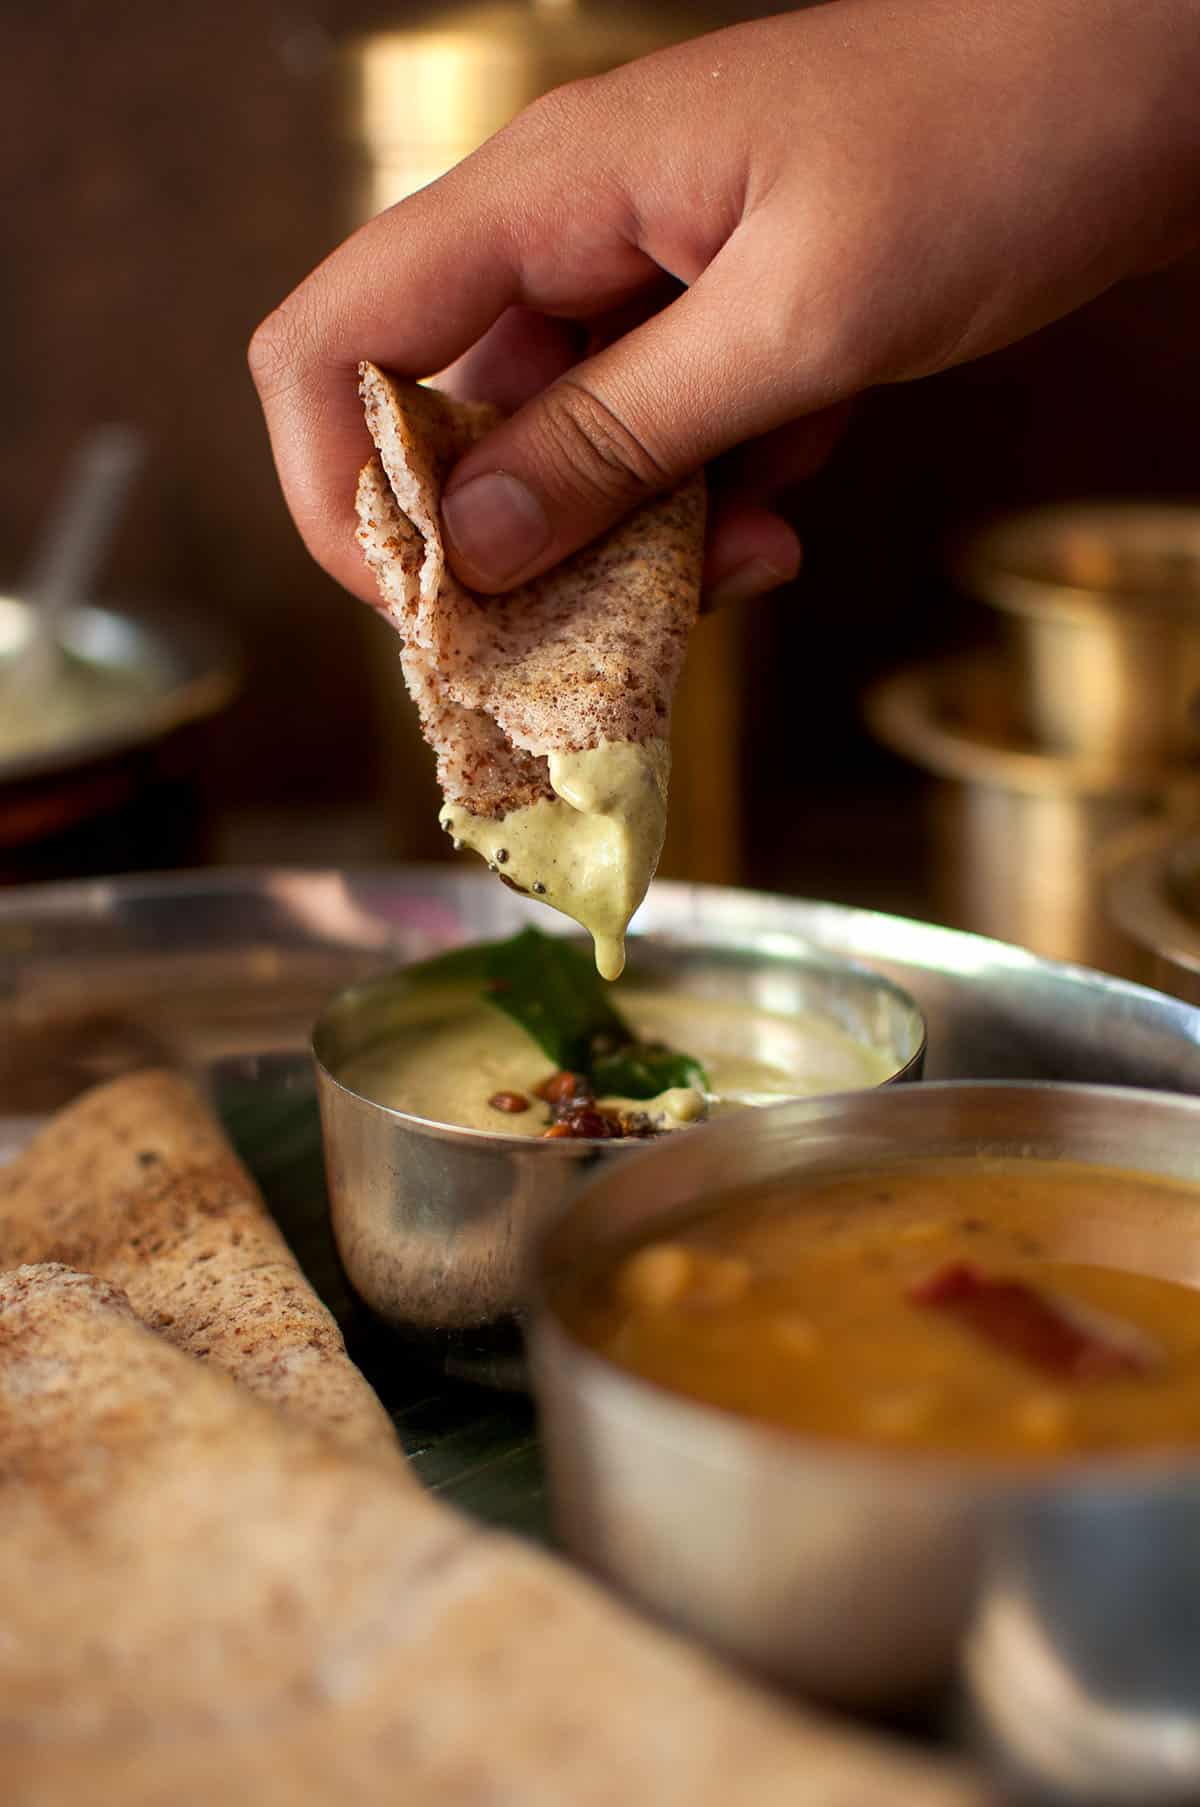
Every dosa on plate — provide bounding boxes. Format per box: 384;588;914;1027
0;1262;992;1807
0;1070;398;1463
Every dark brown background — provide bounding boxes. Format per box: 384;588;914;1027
5;0;1199;904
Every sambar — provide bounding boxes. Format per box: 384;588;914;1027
557;1157;1200;1462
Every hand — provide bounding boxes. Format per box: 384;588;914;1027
250;0;1200;608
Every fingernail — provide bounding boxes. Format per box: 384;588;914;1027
442;472;551;586
705;557;790;612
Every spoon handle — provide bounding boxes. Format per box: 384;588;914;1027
24;424;145;627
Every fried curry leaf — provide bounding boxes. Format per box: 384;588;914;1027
483;927;627;1071
591;1044;709;1099
482;927;707;1099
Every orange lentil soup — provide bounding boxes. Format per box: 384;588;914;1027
556;1159;1200;1461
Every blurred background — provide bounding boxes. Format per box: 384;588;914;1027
5;0;1200;974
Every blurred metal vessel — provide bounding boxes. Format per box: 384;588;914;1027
337;0;748;884
340;0;703;220
0;592;238;879
953;502;1200;765
864;652;1200;973
530;1078;1200;1804
313;931;925;1377
1104;820;1200;1005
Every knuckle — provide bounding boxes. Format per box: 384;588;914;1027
757;284;858;400
740;212;886;405
247;301;311;404
537;378;670;509
508;76;600;147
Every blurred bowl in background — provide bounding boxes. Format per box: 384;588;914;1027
864;652;1200;973
952;502;1200;766
0;593;239;877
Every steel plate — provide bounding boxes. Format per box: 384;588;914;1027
3;865;1200;1541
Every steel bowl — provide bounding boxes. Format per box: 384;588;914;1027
951;502;1200;764
313;932;926;1374
530;1080;1200;1805
0;592;239;876
0;592;238;787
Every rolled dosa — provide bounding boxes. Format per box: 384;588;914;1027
0;1263;992;1807
0;1070;397;1462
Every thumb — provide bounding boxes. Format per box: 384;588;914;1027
439;235;828;591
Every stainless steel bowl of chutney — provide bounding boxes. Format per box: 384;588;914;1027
313;927;926;1373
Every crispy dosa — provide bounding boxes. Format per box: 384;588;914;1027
354;364;705;975
0;1071;397;1462
0;1263;993;1807
355;364;703;814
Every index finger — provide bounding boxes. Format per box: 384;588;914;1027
248;125;656;602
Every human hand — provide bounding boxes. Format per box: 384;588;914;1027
250;0;1200;608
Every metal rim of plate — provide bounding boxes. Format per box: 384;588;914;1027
5;864;1200;1095
6;861;1200;1367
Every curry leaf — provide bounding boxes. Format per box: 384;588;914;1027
481;927;707;1099
591;1044;709;1099
483;928;627;1070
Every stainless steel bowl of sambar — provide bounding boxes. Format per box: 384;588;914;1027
529;1080;1200;1805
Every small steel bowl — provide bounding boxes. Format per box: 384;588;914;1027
313;932;926;1376
0;592;238;789
0;591;239;874
529;1080;1200;1805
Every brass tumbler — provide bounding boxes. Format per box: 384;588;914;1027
340;0;701;222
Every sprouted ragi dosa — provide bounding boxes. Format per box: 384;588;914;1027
354;364;704;980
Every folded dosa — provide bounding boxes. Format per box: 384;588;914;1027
354;363;705;977
0;1263;991;1807
0;1071;397;1462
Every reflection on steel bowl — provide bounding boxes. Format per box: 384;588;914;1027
312;934;926;1361
530;1080;1200;1804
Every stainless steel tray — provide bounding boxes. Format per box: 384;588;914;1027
4;864;1200;1544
